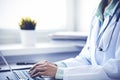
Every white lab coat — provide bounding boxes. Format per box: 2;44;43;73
62;1;120;80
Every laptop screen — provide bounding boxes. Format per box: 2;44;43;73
0;51;13;72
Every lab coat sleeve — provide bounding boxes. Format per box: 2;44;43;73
54;37;92;79
55;62;67;79
54;41;91;67
55;67;64;79
63;65;110;80
54;48;91;79
54;47;91;79
61;44;91;67
57;31;92;67
63;59;120;80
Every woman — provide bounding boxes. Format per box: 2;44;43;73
29;0;120;80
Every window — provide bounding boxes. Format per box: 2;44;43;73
0;0;67;30
0;0;101;44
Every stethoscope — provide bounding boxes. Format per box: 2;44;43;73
96;3;120;52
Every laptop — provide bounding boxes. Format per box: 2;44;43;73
0;51;53;80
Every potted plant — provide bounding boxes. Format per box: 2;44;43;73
19;17;36;30
19;17;37;47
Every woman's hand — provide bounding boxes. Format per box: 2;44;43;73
29;60;57;78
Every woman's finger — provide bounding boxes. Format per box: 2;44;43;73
31;71;46;78
30;62;47;73
29;64;40;73
30;60;47;71
30;66;47;77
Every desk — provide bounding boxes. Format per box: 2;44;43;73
0;43;84;65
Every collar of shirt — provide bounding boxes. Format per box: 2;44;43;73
95;0;119;24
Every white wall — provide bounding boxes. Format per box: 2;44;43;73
76;0;101;32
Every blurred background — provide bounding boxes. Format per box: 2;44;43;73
0;0;100;45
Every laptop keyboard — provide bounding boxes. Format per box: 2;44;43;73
0;69;55;80
13;70;44;80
